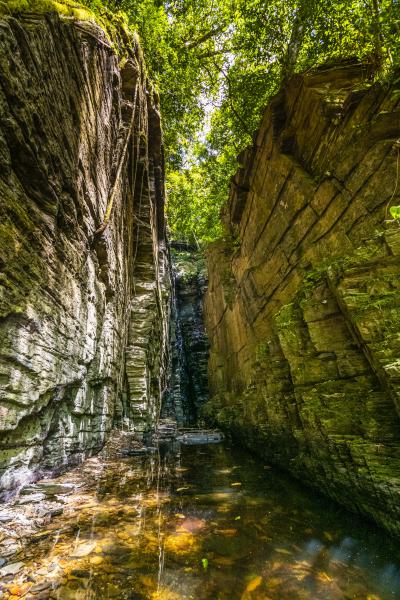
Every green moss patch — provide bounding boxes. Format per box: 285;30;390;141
0;0;135;56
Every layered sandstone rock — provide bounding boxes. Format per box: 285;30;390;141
204;61;400;535
0;12;169;492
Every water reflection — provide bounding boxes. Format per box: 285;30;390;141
1;441;400;599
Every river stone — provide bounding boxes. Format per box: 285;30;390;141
26;591;51;600
176;430;224;445
70;569;90;578
17;493;46;505
0;540;22;557
0;561;24;576
0;512;14;522
121;448;151;456
29;581;51;593
70;542;96;558
49;507;64;518
20;483;75;496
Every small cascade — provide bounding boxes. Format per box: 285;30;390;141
161;267;190;425
162;245;209;426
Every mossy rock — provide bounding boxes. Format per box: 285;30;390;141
0;0;136;57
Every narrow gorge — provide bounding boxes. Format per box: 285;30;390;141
1;3;400;600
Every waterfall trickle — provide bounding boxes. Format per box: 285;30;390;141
162;244;209;426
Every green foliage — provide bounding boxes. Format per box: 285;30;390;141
1;0;95;18
163;0;400;244
1;0;134;53
275;303;299;330
171;249;206;282
390;205;400;219
167;163;224;245
256;341;270;362
103;0;226;168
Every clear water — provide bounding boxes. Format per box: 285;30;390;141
3;441;400;600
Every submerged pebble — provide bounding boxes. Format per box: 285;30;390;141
70;542;96;558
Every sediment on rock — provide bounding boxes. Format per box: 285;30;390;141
0;12;170;493
204;60;400;536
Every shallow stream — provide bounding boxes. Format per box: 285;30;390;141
1;438;400;599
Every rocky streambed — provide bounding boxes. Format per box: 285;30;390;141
1;431;400;600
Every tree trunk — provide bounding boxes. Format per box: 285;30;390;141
282;2;308;81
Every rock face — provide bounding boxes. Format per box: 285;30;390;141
0;13;170;493
204;61;400;535
163;247;209;425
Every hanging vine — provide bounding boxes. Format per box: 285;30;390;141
95;80;140;236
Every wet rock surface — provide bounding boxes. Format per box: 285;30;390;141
204;60;400;536
0;13;170;493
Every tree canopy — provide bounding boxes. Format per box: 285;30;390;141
80;0;400;242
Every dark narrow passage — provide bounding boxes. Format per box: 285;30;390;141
162;244;209;426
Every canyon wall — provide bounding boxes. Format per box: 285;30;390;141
204;61;400;535
0;12;170;493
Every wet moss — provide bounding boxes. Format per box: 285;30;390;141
274;302;304;350
2;0;94;19
274;302;299;330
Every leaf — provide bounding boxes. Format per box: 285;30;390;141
216;528;238;536
201;557;209;570
175;513;186;519
231;482;242;487
235;515;241;520
246;576;262;592
390;205;400;219
70;541;96;558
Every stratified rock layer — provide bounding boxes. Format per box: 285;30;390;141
0;13;169;492
204;61;400;536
